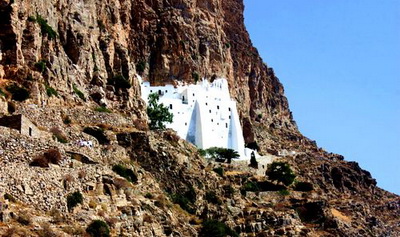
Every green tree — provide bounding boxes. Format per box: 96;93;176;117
203;147;240;163
147;93;173;130
216;148;240;164
265;161;296;186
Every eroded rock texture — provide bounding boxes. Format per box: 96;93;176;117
0;0;297;150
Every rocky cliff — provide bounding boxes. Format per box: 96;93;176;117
0;0;398;236
0;0;297;148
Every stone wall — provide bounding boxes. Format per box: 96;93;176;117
0;114;40;137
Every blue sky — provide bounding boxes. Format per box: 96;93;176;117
243;0;400;194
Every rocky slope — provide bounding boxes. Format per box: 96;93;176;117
0;0;399;236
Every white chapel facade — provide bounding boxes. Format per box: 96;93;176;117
140;77;254;159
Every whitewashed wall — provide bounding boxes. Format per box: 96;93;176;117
141;78;253;159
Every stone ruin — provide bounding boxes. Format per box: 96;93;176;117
0;114;40;137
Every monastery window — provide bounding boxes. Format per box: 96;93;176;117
165;90;168;93
206;103;208;106
150;90;153;92
217;123;219;125
185;122;187;126
209;110;211;113
211;119;213;122
229;116;231;119
169;104;173;109
225;123;228;128
158;90;162;95
228;108;231;111
193;93;195;96
217;105;220;110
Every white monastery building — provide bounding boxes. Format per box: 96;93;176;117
140;77;255;159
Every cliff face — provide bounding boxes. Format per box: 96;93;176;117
0;0;399;236
0;0;296;148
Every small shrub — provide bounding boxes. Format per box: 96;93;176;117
109;75;131;89
198;149;207;157
16;213;32;226
278;189;290;196
265;162;296;186
63;116;71;125
50;127;68;143
30;155;49;167
35;60;46;73
213;167;224;177
35;14;57;40
205;191;222;205
46;85;58;97
240;181;259;195
67;191;83;211
192;72;200;83
223;185;235;198
73;84;86;101
4;193;16;202
27;16;36;22
294;181;314;192
86;220;110;237
44;148;62;164
95;106;112;113
171;193;195;214
136;61;146;74
0;88;5;97
144;193;153;199
170;186;196;214
83;127;109;145
6;84;30;101
112;164;138;183
199;219;238;237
